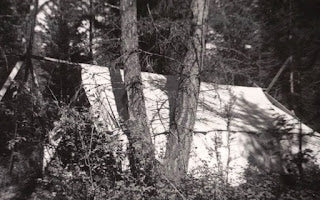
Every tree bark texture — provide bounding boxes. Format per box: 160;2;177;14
120;0;155;182
89;0;94;62
165;0;209;184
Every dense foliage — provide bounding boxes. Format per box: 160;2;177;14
30;108;320;200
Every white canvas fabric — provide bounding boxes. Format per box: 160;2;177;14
81;64;320;185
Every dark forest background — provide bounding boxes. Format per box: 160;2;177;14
1;0;320;199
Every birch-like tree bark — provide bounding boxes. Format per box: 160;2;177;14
120;0;155;183
165;0;209;184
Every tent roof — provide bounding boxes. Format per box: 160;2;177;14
81;64;320;185
81;64;314;135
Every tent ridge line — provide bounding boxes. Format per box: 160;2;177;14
31;55;83;66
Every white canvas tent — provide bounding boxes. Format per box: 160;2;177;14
79;64;320;185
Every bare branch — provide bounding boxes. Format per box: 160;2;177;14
105;2;120;10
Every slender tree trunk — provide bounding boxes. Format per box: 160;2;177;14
89;0;93;62
1;1;44;199
24;0;38;82
120;0;155;183
165;0;209;184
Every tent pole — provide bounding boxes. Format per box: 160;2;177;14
0;61;24;101
266;56;292;93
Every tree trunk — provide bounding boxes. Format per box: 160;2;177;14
0;1;45;199
89;0;93;62
120;0;155;183
165;0;209;184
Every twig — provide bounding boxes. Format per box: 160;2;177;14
105;2;119;10
68;85;85;106
138;49;184;67
147;4;159;33
46;86;61;108
9;122;18;175
78;128;95;189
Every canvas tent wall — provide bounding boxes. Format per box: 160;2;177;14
81;64;320;185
